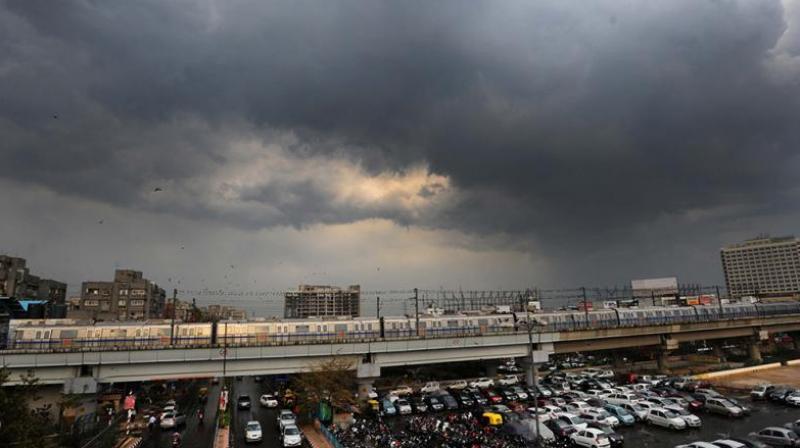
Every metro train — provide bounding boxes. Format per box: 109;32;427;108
4;301;800;351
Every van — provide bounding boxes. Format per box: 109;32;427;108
421;381;440;393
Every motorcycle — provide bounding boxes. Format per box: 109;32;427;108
171;432;181;448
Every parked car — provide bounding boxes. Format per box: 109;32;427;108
420;382;440;393
749;427;800;446
750;384;775;400
470;377;495;389
664;405;702;428
645;408;686;430
769;388;796;403
411;396;428;413
395;398;413;415
447;380;468;390
380;399;397;416
441;394;460;410
570;427;612;448
786;392;800;407
580;408;620;427
705;398;745;417
512;386;529;400
546;418;577;440
260;394;279;408
586;422;623;447
244;420;262;444
603;404;635;426
498;375;519;386
619;402;648;421
556;412;588;431
425;396;445;412
457;392;475;407
390;385;414;396
282;425;302;447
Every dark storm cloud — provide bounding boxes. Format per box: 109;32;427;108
2;0;800;282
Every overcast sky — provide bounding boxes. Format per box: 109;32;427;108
2;0;799;307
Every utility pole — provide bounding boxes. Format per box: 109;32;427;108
525;300;541;446
170;288;177;345
414;288;420;337
376;296;381;319
581;287;588;327
716;285;723;313
651;290;656;307
222;321;228;378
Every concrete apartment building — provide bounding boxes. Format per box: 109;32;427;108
721;235;800;300
284;284;361;318
73;269;166;321
0;255;67;303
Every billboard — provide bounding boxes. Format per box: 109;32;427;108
631;277;678;298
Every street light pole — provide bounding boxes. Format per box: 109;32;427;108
525;303;541;446
414;288;420;337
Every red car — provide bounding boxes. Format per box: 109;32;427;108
484;390;503;404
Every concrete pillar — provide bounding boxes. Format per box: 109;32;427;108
792;333;800;351
656;351;669;373
519;357;535;387
612;352;627;369
713;344;727;363
357;377;376;400
485;363;498;378
749;340;763;363
356;360;381;400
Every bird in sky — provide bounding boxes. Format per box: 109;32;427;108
98;219;104;224
153;187;163;192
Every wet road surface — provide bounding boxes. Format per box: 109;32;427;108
143;382;220;448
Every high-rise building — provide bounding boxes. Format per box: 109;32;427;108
284;284;361;318
73;269;166;321
721;235;800;299
0;255;66;304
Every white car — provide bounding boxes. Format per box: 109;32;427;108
260;394;279;407
282;424;302;447
395;398;413;415
645;408;687;430
245;420;262;443
580;408;620;427
674;443;720;448
605;393;640;406
497;375;519;386
447;380;468;390
160;405;176;419
556;412;588;431
277;410;297;431
664;405;702;428
470;377;495;389
785;393;800;406
619;402;648;421
709;440;747;448
159;411;186;429
565;401;593;414
570;427;611;448
390;385;413;396
420;382;440;394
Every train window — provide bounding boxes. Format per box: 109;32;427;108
368;323;373;330
43;330;51;339
335;324;347;332
61;330;78;338
296;325;309;333
447;320;458;327
323;325;328;332
316;325;321;332
35;331;41;339
136;329;141;337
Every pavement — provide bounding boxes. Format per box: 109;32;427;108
710;365;800;390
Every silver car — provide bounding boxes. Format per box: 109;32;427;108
749;427;800;446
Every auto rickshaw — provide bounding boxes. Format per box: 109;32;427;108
481;412;503;426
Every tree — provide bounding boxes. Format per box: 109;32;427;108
292;357;357;419
0;369;54;448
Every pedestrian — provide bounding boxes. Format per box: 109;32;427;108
148;415;157;430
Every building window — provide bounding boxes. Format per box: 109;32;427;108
118;300;127;307
84;300;98;307
130;299;145;307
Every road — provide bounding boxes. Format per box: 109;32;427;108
232;376;285;448
143;382;220;448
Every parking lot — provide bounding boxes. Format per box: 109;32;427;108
330;363;800;448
